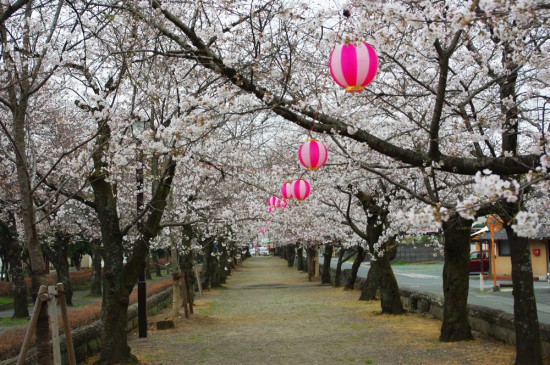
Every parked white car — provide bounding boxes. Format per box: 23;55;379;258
258;247;269;256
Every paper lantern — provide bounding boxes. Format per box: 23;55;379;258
280;199;288;208
298;139;328;171
267;196;280;207
292;179;311;201
281;182;294;199
329;42;378;93
267;206;273;213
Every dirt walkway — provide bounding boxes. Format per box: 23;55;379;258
126;257;515;365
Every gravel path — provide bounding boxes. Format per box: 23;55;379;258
127;256;515;365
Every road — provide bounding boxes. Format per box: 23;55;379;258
331;259;550;325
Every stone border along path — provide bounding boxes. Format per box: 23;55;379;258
126;257;516;365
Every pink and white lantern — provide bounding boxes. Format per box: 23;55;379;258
292;179;311;201
329;42;378;93
280;182;294;199
267;196;280;207
298;139;328;171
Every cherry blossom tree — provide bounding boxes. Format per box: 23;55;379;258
128;1;548;363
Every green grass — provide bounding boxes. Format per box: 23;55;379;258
365;360;375;364
0;317;29;326
0;297;13;305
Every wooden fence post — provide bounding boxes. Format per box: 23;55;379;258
17;285;48;365
48;286;61;365
57;283;76;365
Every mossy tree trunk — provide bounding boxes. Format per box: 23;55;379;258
440;214;473;341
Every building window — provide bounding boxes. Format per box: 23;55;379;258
498;240;511;256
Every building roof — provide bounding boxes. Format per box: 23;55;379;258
476;225;550;241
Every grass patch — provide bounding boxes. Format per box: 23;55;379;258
0;317;28;326
0;297;12;305
195;300;219;317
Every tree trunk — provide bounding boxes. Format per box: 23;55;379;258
506;225;543;365
53;255;73;307
374;255;404;314
361;239;398;301
204;243;221;289
0;216;28;318
335;248;346;287
152;250;162;277
91;113;175;364
145;253;153;280
90;129;136;363
321;244;333;284
11;83;50;365
345;245;365;290
296;246;304;271
90;239;103;297
302;246;309;273
359;261;378;301
43;232;74;306
10;254;28;318
97;212;134;364
286;244;295;267
307;245;315;281
9;238;28;318
219;244;229;284
180;227;194;301
354;191;403;314
440;215;473;341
